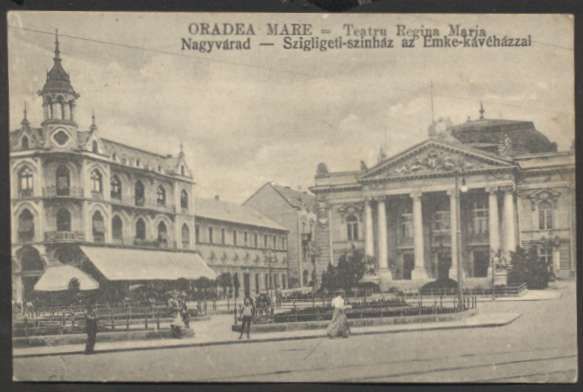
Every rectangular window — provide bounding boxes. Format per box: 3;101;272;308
539;202;554;230
400;213;413;240
254;233;258;248
470;199;489;236
208;227;214;244
432;210;450;234
221;228;225;244
233;231;238;246
195;225;200;243
244;232;248;247
264;235;268;248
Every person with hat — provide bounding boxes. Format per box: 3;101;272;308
326;289;351;338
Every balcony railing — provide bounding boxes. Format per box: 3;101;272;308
43;186;83;198
45;231;85;242
17;189;34;199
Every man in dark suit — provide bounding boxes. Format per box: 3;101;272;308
84;303;98;354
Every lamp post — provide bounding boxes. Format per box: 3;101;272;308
453;164;468;311
263;249;274;299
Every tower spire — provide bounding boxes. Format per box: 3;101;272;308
54;29;61;61
21;102;29;127
179;141;184;156
479;101;485;120
90;109;97;131
430;81;435;124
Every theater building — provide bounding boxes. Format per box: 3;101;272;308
194;196;289;297
311;111;576;290
10;34;211;303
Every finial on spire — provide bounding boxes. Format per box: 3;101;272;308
21;102;30;127
90;109;97;131
479;101;485;120
54;29;61;61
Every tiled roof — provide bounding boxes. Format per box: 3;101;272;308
195;198;287;231
270;184;316;211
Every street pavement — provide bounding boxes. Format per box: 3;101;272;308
12;281;578;382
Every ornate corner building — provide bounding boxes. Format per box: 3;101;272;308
311;110;576;290
10;34;201;303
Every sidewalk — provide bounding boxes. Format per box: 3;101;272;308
13;312;520;359
477;288;562;302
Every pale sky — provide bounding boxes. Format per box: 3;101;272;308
8;12;574;203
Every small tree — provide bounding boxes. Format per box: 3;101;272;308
320;248;367;294
509;246;551;289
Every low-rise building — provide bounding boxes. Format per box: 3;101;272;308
244;183;316;288
194;197;289;296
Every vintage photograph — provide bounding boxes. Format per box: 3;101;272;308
8;11;576;382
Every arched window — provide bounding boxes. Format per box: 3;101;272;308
92;140;98;153
56;165;70;196
303;269;309;286
180;190;188;210
111;175;122;200
18;167;34;196
181;224;190;248
158;221;168;247
539;201;554;230
156;186;166;206
135;218;146;240
135;181;145;206
56;208;71;232
90;170;103;193
21;136;29;150
92;211;105;242
346;215;359;241
112;215;123;242
18;209;35;242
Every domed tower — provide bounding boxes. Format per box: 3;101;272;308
38;30;80;149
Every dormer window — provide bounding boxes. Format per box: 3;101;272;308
180;165;185;176
112;153;117;161
21;136;29;150
136;159;141;167
92;140;98;153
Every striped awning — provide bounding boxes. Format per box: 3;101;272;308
80;245;216;281
34;265;99;292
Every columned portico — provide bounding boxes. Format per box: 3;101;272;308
376;197;391;279
487;187;500;276
448;189;461;280
411;192;429;280
364;199;374;257
502;187;517;257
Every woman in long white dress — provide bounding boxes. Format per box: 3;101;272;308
326;290;351;338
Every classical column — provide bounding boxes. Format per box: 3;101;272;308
487;188;500;276
503;188;517;256
364;199;374;257
411;192;429;280
448;190;461;280
377;197;389;272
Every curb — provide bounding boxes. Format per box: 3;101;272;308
13;313;520;359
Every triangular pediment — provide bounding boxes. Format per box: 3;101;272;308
361;139;515;181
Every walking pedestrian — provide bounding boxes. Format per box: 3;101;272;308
84;303;98;354
326;289;351;338
239;296;255;340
